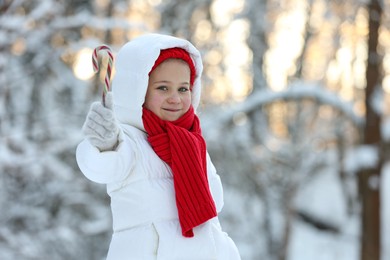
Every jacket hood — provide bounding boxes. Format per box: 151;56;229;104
112;33;203;132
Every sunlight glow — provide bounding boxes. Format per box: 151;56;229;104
384;53;390;95
207;0;251;102
326;60;342;86
195;20;212;43
353;41;368;89
147;0;161;6
382;50;390;95
211;0;245;27
204;50;222;66
384;76;390;94
336;47;354;100
73;48;94;80
223;19;251;100
11;38;26;56
265;1;307;91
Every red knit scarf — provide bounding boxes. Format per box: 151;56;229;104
142;106;217;237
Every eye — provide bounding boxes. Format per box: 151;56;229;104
179;87;190;92
157;86;168;91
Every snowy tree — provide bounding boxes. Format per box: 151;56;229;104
200;0;390;259
202;83;363;260
0;1;144;259
1;0;390;259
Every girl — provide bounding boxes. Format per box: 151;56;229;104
76;33;241;260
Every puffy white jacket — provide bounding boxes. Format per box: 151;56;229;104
76;33;240;260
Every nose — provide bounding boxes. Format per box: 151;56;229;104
167;92;180;104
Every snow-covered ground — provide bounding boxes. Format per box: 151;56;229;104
221;163;389;260
290;169;360;260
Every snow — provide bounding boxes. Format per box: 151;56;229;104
202;84;387;260
370;86;385;116
295;170;349;230
202;81;364;130
291;168;360;260
382;116;390;141
1;1;389;259
382;163;390;259
344;145;379;174
289;219;360;260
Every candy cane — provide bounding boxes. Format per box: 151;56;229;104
92;45;114;106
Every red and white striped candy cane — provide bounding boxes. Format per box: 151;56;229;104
92;45;114;107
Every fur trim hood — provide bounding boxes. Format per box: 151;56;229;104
112;33;203;132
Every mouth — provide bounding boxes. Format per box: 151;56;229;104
163;108;181;112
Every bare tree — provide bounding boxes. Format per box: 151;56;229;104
359;0;383;259
244;0;268;93
0;1;138;258
203;83;362;260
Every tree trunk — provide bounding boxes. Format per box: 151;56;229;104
245;0;268;93
360;0;382;259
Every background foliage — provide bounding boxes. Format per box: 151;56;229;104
1;0;390;259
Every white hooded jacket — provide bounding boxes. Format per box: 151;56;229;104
76;33;240;260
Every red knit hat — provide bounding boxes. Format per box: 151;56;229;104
149;47;196;86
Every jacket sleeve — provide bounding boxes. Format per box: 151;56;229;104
206;152;224;213
76;137;135;184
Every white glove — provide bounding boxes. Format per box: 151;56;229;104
82;92;121;151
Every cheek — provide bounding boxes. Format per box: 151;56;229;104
144;93;160;111
183;95;192;109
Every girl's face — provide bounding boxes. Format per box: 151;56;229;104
144;59;192;121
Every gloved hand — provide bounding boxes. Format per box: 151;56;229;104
82;92;121;151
